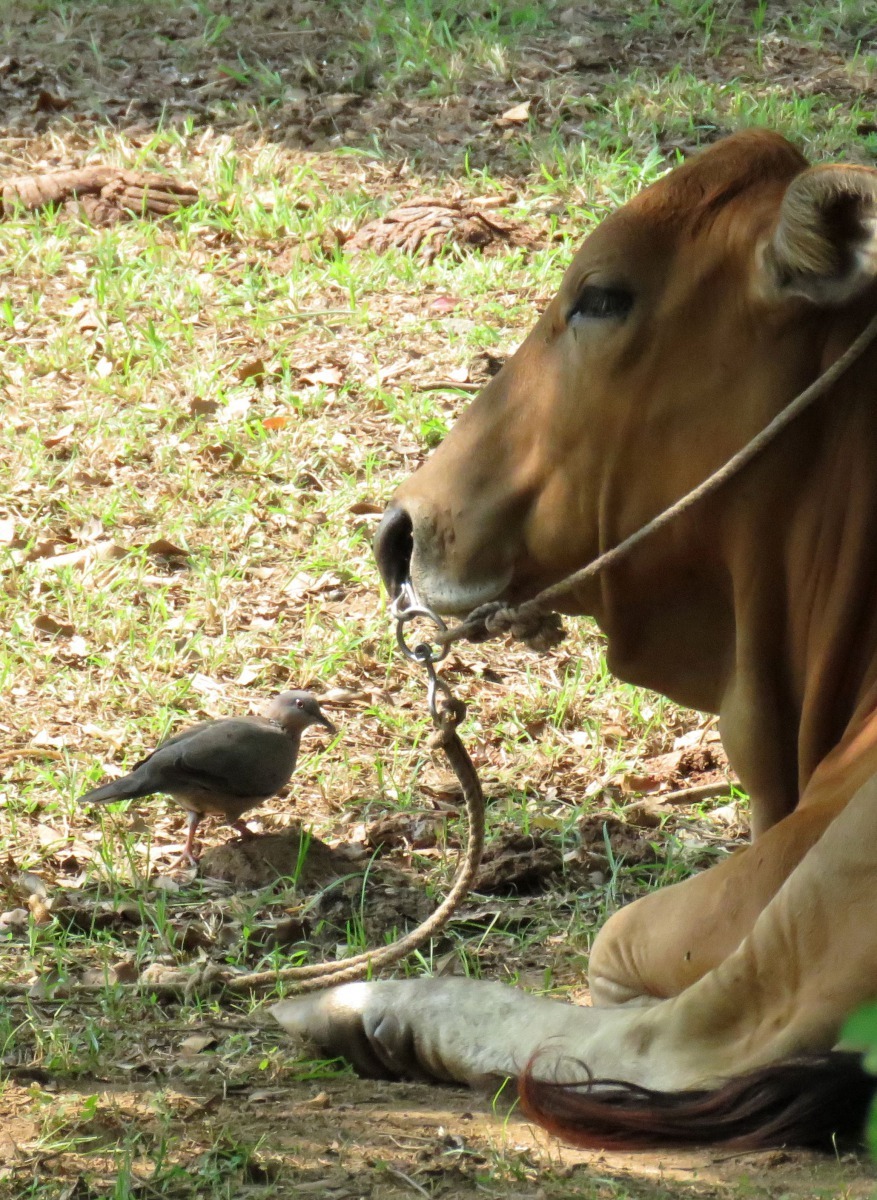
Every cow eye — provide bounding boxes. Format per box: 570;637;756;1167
568;285;633;323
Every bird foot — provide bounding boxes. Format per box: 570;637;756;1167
171;850;200;869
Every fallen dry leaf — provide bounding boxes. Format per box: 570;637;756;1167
601;722;629;745
190;672;224;697
27;968;64;999
112;959;139;984
236;664;261;686
321;93;359;115
262;415;290;430
145;538;189;559
18;870;49;898
43;423;74;448
138;963;190;988
301;366;343;387
179;1034;218;1056
431;296;458;313
499;100;532;123
29;731;69;750
0;908;28;931
34;613;75;637
35;541;126;572
189;396;220;417
622;772;661;794
80;722;127;749
237;356;267;384
33;89;70;113
35;823;70;849
24;539;66;561
151;875;181;893
201;441;245;466
674;729;709;750
79;967;113;987
376;358;409;384
67;634;88;658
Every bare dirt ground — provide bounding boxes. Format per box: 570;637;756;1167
2;1;877;1197
4;1071;874;1200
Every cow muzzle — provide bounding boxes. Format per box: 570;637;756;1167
374;500;515;614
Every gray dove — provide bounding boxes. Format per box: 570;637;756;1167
78;690;335;862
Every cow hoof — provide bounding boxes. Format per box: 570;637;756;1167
270;977;586;1086
270;982;438;1081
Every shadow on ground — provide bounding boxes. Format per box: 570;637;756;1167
2;0;875;182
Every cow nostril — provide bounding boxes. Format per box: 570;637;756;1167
373;506;414;598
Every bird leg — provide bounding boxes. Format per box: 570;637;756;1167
181;811;202;865
231;818;255;841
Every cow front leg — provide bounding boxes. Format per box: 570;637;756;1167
271;978;645;1087
588;793;847;1007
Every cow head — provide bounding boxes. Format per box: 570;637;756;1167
376;133;877;623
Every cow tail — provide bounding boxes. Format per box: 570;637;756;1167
518;1052;875;1150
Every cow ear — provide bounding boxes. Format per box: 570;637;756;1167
763;165;877;305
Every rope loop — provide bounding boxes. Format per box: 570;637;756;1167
437;601;567;650
486;606;567;650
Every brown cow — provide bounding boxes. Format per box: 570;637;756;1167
273;131;877;1148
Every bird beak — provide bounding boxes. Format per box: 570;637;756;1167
317;712;336;734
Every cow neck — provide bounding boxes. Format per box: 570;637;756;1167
720;411;877;832
595;328;877;837
774;361;877;813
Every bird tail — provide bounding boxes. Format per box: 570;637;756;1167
78;775;150;805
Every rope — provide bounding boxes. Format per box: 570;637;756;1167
0;671;483;1002
220;308;877;993
433;308;877;650
220;694;484;994
28;307;877;1007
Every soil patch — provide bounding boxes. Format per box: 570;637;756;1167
1;1075;873;1200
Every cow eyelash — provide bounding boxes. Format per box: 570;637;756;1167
568;285;634;323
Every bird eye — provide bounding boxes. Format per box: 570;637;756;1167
568;284;633;325
295;699;304;708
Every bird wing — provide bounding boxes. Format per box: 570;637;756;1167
149;719;299;798
131;722;216;772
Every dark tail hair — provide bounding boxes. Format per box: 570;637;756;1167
519;1052;875;1151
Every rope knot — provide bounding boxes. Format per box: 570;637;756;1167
466;603;566;651
428;693;467;747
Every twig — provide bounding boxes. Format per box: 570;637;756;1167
386;1167;431;1197
270;310;358;321
0;990;106;1004
657;781;734;805
419;382;482;393
0;747;66;764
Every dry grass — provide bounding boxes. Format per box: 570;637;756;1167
1;1;876;1197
